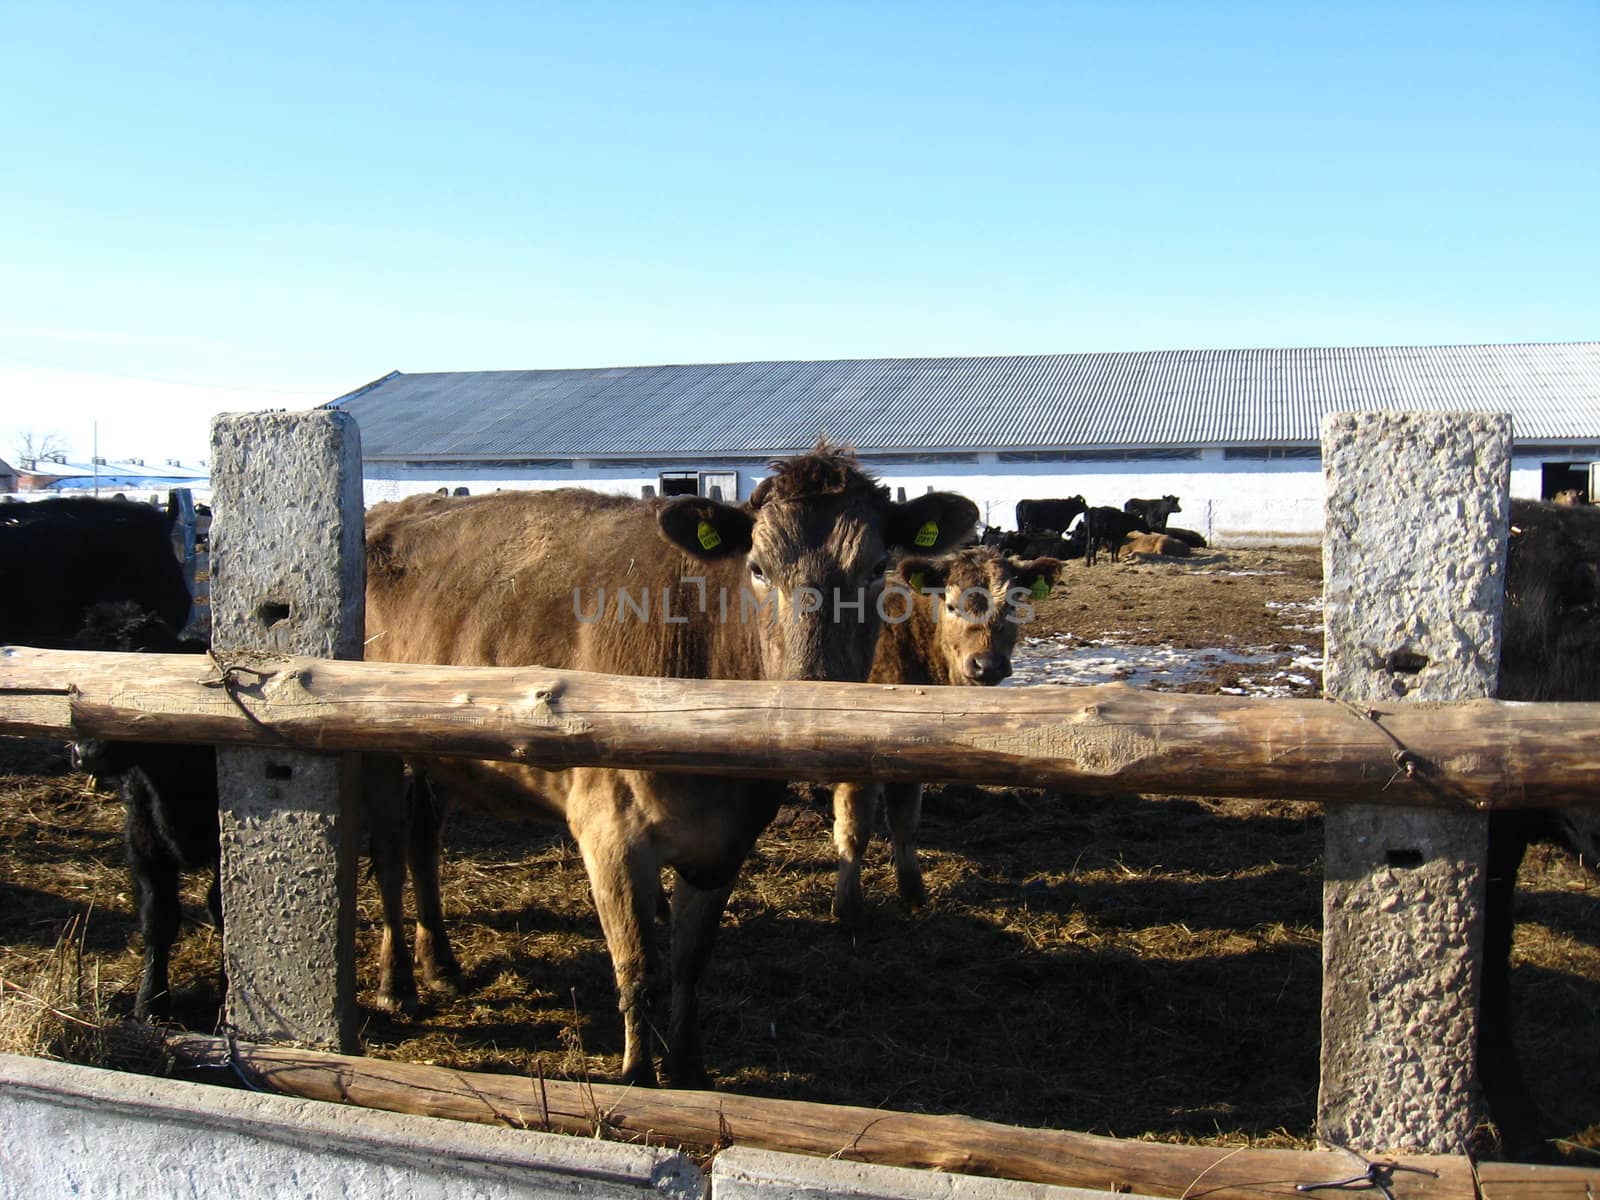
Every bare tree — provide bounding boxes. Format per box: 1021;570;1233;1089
10;429;69;467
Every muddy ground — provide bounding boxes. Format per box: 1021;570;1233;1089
2;545;1596;1154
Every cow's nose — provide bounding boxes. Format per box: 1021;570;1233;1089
966;653;1011;685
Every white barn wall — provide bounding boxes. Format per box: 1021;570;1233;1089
358;452;1563;545
864;455;1323;542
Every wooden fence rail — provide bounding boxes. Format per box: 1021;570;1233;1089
3;645;1598;809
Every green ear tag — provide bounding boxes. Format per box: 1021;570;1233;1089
1030;577;1051;601
907;571;926;592
696;520;722;551
913;521;939;548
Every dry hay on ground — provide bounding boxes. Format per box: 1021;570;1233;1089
1;545;1596;1155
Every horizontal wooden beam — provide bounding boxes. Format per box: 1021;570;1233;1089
3;645;1599;809
167;1034;1489;1200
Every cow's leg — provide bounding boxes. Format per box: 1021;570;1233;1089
124;772;180;1020
666;875;737;1090
407;770;463;995
831;781;881;926
662;788;776;1089
884;781;928;908
131;856;182;1021
363;754;419;1016
570;779;666;1088
1480;811;1544;1158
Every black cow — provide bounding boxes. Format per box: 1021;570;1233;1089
1481;499;1600;1157
0;498;190;647
1161;526;1208;549
1018;526;1084;560
1123;495;1181;531
1083;506;1148;566
67;603;219;1021
979;526;1083;560
1015;496;1087;535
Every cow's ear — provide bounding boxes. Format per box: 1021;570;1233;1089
657;498;754;560
1009;556;1063;599
887;492;978;553
892;555;950;592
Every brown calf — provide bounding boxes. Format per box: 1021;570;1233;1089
831;547;1062;926
362;446;977;1087
1122;531;1191;558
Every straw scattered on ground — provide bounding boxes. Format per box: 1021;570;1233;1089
1;546;1596;1156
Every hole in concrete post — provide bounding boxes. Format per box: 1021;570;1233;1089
1384;648;1430;674
265;763;293;781
1386;848;1425;869
256;601;292;629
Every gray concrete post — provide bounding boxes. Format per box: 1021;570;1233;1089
1318;410;1511;1152
209;411;365;1051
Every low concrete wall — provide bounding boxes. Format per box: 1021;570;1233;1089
0;1054;704;1199
0;1054;1160;1200
709;1147;1164;1199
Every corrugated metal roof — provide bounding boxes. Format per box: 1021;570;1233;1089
327;342;1600;460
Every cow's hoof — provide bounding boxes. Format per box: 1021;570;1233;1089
422;962;465;997
897;870;929;910
133;984;173;1023
664;1062;711;1092
619;1062;659;1089
831;881;865;928
375;988;420;1018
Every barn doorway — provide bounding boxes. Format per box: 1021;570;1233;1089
1540;462;1591;503
657;470;739;501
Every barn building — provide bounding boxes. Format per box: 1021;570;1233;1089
9;455;210;498
328;341;1600;543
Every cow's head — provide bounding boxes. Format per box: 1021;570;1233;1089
894;547;1062;685
657;444;978;681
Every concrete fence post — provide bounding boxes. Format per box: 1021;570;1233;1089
1317;410;1511;1152
208;411;365;1051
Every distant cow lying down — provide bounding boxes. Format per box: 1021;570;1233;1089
363;445;978;1087
831;547;1062;926
1121;531;1191;558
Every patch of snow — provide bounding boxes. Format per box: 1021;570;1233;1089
1006;637;1325;698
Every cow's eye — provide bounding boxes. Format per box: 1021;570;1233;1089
748;560;767;583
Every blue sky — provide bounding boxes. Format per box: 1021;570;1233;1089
2;0;1595;464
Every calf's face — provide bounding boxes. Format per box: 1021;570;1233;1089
900;550;1063;686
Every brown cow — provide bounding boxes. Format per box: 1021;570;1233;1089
1121;531;1191;558
831;547;1062;926
362;445;977;1087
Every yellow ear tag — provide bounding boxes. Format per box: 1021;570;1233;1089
1030;578;1051;601
913;521;939;547
696;520;722;551
907;571;926;592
